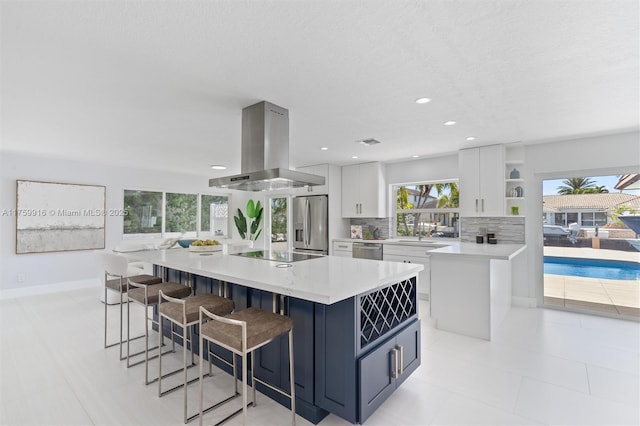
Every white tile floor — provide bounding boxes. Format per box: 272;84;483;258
1;287;639;425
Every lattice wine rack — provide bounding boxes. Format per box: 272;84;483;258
358;278;416;349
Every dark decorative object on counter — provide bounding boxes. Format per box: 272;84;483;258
488;238;498;244
476;235;484;244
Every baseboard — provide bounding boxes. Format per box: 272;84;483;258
512;296;537;308
0;278;100;300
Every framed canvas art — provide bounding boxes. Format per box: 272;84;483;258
15;180;106;254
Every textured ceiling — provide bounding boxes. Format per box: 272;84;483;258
1;0;638;176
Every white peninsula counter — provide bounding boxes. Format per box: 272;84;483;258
429;242;527;340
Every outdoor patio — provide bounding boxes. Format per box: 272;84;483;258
544;246;640;318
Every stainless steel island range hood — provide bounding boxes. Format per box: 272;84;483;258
208;101;325;191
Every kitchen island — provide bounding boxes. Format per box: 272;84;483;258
429;242;527;340
118;248;423;424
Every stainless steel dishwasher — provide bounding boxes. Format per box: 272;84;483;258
352;242;383;260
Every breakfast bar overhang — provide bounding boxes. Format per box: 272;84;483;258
118;248;423;424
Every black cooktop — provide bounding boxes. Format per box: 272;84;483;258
232;250;323;263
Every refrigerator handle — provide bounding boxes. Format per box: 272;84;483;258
306;199;311;247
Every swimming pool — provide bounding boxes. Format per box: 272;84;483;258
544;256;640;281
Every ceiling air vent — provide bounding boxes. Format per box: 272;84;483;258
359;138;381;146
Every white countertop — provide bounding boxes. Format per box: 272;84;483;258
117;248;423;305
427;242;526;260
333;238;526;260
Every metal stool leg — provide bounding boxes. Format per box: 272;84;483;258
289;329;296;426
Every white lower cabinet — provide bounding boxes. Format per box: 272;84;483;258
333;241;353;257
383;246;430;300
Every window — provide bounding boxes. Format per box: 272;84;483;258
124;190;163;234
581;211;608;227
201;195;229;237
393;181;459;239
123;190;229;238
166;192;197;234
271;197;288;245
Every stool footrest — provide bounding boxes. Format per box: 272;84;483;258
127;346;172;368
190;393;245;425
252;376;293;400
105;334;145;350
158;364;199;397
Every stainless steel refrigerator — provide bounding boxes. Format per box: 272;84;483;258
293;195;328;255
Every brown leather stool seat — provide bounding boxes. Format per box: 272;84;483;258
106;274;162;292
128;281;191;305
200;307;292;352
160;294;234;325
198;306;296;425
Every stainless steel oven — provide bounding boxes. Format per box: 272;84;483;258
352;242;383;260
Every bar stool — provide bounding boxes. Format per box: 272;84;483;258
158;290;235;423
198;306;296;426
98;252;162;360
127;279;192;384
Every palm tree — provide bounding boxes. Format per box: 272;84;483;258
396;186;413;236
556;177;598;194
435;182;459;208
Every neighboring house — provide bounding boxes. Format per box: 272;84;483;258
543;193;640;228
615;174;640;190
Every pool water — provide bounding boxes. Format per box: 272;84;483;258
544;257;640;281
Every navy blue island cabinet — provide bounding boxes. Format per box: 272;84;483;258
161;268;420;425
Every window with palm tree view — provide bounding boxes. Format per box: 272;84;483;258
123;190;229;238
393;181;459;239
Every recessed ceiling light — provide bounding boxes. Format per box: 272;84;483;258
352;156;358;159
412;155;419;158
210;165;227;170
415;97;432;104
466;136;476;141
320;147;328;151
444;121;456;126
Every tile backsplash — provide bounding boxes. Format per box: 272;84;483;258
349;218;390;239
347;217;524;243
460;217;525;244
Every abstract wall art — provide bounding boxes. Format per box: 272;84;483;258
15;180;106;254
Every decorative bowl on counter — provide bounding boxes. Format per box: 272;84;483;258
177;239;196;248
188;244;223;252
188;239;223;252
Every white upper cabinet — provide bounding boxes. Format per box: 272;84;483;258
341;162;386;218
458;144;505;217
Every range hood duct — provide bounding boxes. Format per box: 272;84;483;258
209;101;325;191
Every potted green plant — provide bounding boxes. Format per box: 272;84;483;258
234;199;263;241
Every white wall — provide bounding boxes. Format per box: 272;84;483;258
386;154;459;185
0;152;257;295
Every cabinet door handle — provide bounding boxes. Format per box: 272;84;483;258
475;199;478;212
395;345;404;375
391;348;399;379
481;199;485;213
